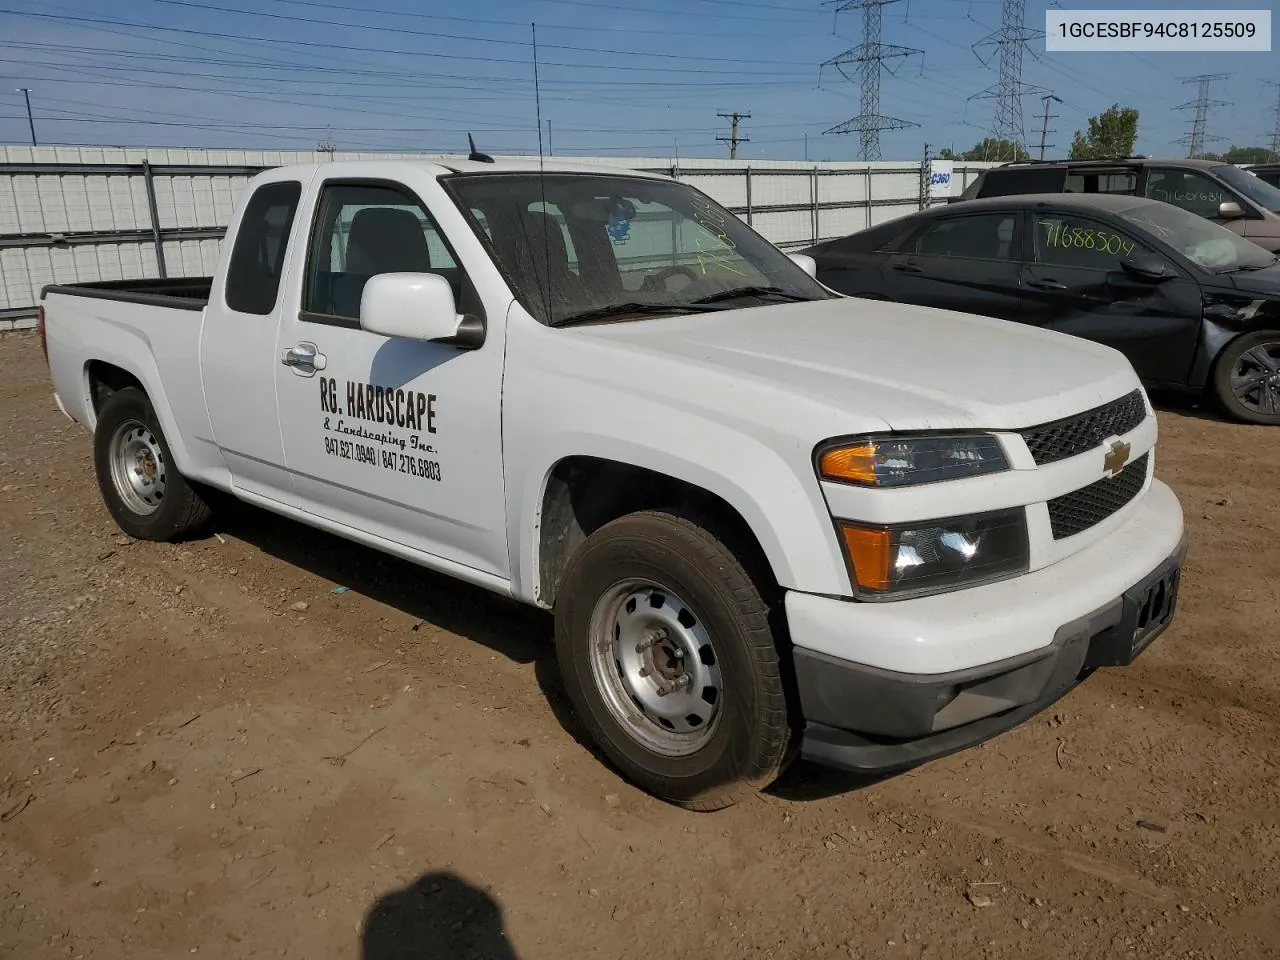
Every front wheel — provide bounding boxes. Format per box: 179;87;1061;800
553;510;794;811
1212;331;1280;425
93;386;212;540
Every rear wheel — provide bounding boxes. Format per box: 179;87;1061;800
553;510;794;811
93;386;212;540
1212;331;1280;425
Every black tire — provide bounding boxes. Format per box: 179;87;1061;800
553;510;794;811
1212;330;1280;425
93;386;212;541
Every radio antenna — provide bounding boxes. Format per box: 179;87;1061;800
532;21;553;320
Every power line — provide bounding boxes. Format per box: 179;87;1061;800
716;110;750;158
1173;73;1230;159
1036;93;1060;160
820;0;921;161
966;0;1045;160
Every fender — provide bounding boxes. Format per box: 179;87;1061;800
507;423;853;606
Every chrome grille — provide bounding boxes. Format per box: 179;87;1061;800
1047;453;1150;539
1020;390;1147;466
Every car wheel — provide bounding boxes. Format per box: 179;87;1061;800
93;386;212;540
1212;331;1280;425
553;510;794;811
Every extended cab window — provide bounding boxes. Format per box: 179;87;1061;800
1144;169;1235;219
1033;213;1148;270
224;180;302;315
909;213;1019;260
303;183;461;322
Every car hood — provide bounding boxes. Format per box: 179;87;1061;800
1223;262;1280;295
569;297;1141;435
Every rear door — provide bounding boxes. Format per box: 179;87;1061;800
881;211;1026;321
200;171;313;506
1018;209;1203;385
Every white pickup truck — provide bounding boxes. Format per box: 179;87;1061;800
39;157;1187;810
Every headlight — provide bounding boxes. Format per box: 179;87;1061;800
817;434;1009;487
839;508;1029;600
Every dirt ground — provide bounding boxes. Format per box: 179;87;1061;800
0;331;1277;960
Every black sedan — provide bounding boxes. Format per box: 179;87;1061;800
802;194;1280;425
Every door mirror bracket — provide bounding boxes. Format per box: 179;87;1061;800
1120;253;1172;283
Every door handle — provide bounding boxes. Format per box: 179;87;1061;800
893;261;924;274
281;341;327;376
1026;277;1068;291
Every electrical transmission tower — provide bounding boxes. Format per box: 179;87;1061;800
716;111;751;159
1036;93;1061;160
967;0;1045;161
1264;81;1280;160
820;0;921;162
1174;73;1230;159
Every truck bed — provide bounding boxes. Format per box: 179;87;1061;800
41;276;212;311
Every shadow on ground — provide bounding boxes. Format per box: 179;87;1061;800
204;496;901;807
361;871;519;960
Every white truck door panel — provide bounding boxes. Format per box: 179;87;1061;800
273;179;509;578
200;173;313;505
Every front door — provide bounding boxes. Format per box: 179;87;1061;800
883;211;1026;321
1019;210;1203;386
273;178;509;579
1143;167;1248;238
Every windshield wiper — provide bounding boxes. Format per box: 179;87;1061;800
550;301;722;327
688;285;816;304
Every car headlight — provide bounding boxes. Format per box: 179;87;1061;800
817;434;1009;487
839;508;1029;600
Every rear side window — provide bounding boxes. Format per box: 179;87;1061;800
976;168;1066;198
224;180;302;315
1064;170;1137;195
909;213;1019;260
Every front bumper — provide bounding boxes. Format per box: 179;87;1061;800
789;484;1187;774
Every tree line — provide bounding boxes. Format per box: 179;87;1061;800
936;104;1276;165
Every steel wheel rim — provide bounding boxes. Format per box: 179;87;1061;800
586;578;724;757
108;418;167;516
1230;342;1280;415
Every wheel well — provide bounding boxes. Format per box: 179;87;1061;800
87;361;144;416
536;456;779;607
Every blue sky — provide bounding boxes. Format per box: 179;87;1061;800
0;0;1275;160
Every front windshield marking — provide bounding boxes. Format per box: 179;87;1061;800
442;172;831;325
1117;200;1276;273
1214;164;1280;215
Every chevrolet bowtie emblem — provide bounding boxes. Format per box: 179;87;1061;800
1103;439;1131;477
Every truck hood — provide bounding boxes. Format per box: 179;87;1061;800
570;296;1141;434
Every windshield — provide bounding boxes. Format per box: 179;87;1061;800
1213;164;1280;214
442;172;831;325
1116;200;1277;273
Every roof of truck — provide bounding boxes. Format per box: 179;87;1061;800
264;157;674;180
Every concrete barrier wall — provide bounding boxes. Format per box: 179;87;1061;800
0;144;996;327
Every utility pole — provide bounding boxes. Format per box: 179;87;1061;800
1037;93;1061;160
716;111;750;159
967;0;1046;161
16;87;35;146
820;0;920;162
1174;73;1230;159
546;120;553;156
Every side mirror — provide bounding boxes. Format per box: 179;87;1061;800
1120;253;1171;283
1218;200;1244;220
788;252;818;278
359;273;483;348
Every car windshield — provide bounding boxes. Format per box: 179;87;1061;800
442;172;831;325
1115;200;1277;273
1213;164;1280;214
